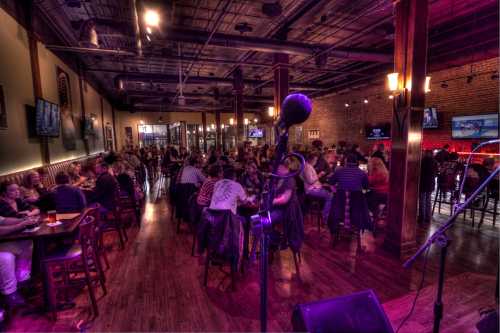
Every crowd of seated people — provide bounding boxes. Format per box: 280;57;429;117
0;149;147;312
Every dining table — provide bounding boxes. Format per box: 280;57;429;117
0;211;85;312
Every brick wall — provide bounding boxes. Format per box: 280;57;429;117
300;57;499;154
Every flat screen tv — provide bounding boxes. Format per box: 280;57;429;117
451;114;499;139
248;127;264;138
35;98;60;137
423;107;438;129
366;123;391;140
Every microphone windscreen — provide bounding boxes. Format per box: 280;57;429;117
279;93;312;128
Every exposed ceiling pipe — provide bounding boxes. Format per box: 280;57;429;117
114;73;328;90
125;90;273;101
130;0;142;57
165;27;392;62
46;45;136;56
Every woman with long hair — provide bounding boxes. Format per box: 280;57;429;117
366;157;389;218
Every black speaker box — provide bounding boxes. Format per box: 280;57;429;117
292;289;394;333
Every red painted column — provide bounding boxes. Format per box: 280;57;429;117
385;0;429;258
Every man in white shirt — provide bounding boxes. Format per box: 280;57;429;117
180;157;206;186
302;153;333;222
210;167;248;215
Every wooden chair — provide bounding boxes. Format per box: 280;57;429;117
43;215;106;320
305;196;324;233
99;201;128;250
199;209;243;291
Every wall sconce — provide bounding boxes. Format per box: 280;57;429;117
387;72;399;92
198;125;203;131
388;95;394;99
363;99;368;104
268;106;275;117
211;123;215;129
221;124;225;129
424;76;431;93
244;118;249;125
254;118;258;123
344;103;349;107
229;118;234;125
139;120;144;125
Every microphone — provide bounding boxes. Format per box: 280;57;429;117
277;93;312;129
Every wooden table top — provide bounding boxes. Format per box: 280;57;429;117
0;212;83;242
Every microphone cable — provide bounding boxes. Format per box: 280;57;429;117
396;246;431;333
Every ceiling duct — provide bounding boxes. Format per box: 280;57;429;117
79;20;99;48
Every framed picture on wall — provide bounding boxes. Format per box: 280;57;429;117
57;66;77;150
0;85;7;129
125;126;133;147
104;124;113;151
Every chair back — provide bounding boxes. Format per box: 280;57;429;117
79;215;100;268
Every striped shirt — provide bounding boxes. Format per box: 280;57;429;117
197;178;218;206
180;165;206;185
329;164;368;192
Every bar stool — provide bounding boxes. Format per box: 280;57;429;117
478;184;499;229
305;195;324;233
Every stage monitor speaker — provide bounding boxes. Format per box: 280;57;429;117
292;289;394;333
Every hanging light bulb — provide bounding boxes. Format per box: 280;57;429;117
144;9;160;27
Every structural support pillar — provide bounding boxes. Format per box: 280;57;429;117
273;53;289;127
215;109;222;151
25;0;50;164
201;111;207;153
385;0;429;258
195;123;200;151
233;67;245;147
180;121;187;150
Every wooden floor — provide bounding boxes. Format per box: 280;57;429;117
6;181;499;332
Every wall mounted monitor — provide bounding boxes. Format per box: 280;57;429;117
451;114;499;139
35;98;60;137
248;127;264;138
365;123;391;140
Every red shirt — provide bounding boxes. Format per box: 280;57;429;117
368;172;389;193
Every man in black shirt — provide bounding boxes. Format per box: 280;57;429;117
93;163;119;212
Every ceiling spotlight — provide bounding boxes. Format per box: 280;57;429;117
441;82;448;88
344;103;349;107
144;9;160;27
363;99;368;104
466;75;474;84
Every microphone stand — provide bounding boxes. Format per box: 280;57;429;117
259;124;289;333
404;166;500;333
